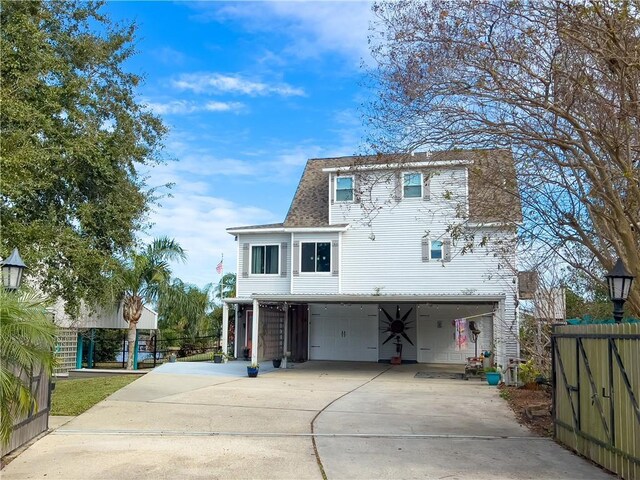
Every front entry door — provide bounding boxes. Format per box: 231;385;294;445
245;310;253;352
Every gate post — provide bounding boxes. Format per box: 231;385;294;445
551;325;557;439
133;330;139;370
76;332;83;369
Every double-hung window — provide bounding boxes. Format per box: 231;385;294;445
430;240;443;260
403;172;422;198
251;245;279;274
301;242;331;273
335;176;354;202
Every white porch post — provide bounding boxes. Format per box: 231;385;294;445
283;302;289;368
222;302;229;356
233;307;239;358
251;299;260;365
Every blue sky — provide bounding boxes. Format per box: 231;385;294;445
104;1;376;287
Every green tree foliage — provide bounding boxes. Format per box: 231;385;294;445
0;290;56;446
158;280;217;339
214;273;237;302
0;1;167;315
110;237;186;369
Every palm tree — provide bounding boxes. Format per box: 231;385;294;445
0;290;56;446
112;237;186;370
158;279;215;338
214;273;236;302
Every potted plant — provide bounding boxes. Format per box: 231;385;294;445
247;363;259;378
213;351;225;364
167;346;180;363
272;358;282;368
484;366;501;386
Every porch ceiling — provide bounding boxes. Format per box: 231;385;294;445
223;293;504;304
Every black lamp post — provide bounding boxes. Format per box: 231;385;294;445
1;248;27;291
605;258;635;323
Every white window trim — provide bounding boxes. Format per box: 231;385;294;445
334;175;355;203
429;239;443;261
402;171;423;199
299;241;332;275
249;243;280;276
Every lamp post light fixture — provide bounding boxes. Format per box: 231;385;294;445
1;248;27;291
605;258;635;324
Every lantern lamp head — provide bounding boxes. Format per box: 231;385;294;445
605;258;634;302
1;248;27;291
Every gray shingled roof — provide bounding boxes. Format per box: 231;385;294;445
283;149;522;227
227;222;284;231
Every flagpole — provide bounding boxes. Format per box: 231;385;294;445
219;253;224;306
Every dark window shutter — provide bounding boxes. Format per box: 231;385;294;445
443;239;452;262
280;242;288;277
292;241;300;276
332;240;339;276
354;173;361;204
394;172;402;201
423;174;431;200
330;174;335;204
242;243;250;277
421;238;429;262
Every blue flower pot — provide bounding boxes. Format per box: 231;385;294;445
486;372;501;385
247;367;259;378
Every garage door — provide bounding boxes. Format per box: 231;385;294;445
416;304;493;364
309;304;378;361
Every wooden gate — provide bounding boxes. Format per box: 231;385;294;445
552;323;639;479
1;366;51;456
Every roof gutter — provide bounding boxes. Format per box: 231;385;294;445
224;293;505;304
226;225;351;235
321;159;473;173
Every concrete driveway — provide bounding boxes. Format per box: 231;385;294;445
2;362;611;479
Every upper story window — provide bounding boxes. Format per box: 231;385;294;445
301;242;331;273
403;172;422;198
251;245;279;274
335;176;354;202
430;240;443;260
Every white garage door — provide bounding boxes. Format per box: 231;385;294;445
309;304;378;361
416;304;494;364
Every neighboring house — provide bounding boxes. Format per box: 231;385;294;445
222;150;522;368
51;301;158;374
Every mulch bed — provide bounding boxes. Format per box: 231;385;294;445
498;383;553;437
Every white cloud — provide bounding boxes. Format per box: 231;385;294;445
172;72;305;97
144;182;280;287
145;99;244;115
191;2;375;66
151;46;188;66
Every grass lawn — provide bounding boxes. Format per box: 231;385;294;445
51;375;142;416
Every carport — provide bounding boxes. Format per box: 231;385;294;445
222;294;508;367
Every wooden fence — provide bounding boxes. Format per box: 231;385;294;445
552;323;639;479
1;367;50;457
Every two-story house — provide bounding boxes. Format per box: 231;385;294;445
221;150;521;369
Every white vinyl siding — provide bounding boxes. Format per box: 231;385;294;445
237;233;290;296
292;232;339;294
329;166;517;366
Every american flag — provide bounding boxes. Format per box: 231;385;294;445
216;257;223;274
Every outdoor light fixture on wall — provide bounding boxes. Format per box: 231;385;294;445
605;258;635;323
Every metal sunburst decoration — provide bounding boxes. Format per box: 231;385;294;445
381;305;414;346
